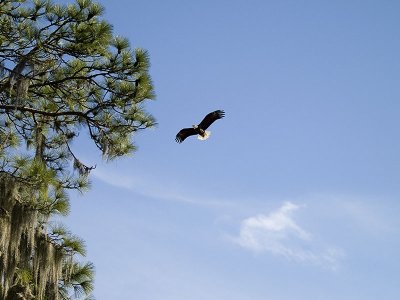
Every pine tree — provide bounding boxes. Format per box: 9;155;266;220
0;0;156;298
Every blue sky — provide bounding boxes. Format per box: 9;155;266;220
64;0;400;299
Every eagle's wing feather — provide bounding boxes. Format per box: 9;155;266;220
175;127;197;143
198;110;225;130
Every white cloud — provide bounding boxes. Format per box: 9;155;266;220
234;202;344;269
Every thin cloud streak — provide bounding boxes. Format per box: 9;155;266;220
233;202;344;270
92;167;232;207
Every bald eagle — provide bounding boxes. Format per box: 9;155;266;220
175;110;225;143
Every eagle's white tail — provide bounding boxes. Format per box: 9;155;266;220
198;131;211;140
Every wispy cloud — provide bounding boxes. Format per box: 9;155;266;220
233;202;344;270
91;167;231;207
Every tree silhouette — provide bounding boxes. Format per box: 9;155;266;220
0;0;155;298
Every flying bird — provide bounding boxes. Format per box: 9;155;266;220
175;110;225;143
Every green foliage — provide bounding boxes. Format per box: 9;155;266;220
0;0;156;299
59;261;95;299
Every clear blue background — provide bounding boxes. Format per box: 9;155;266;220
64;1;400;299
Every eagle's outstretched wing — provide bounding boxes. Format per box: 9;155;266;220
198;110;225;130
175;127;197;143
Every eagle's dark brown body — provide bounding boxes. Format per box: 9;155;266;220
175;110;225;143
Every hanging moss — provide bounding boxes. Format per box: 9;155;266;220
34;231;63;300
0;175;39;298
0;175;70;300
